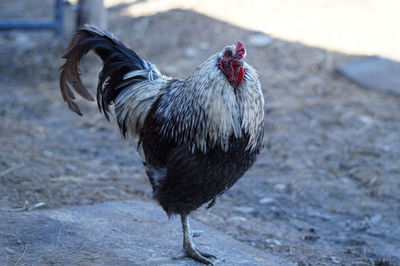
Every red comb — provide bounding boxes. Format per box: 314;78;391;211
236;41;246;59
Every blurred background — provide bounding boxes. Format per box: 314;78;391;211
0;0;399;265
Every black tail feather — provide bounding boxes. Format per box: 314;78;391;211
60;24;153;118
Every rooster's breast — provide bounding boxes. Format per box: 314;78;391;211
140;104;263;216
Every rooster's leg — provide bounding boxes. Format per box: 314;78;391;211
181;215;216;265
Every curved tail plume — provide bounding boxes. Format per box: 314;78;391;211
59;24;156;119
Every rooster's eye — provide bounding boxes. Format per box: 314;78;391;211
224;51;232;57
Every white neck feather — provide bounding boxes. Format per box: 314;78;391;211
156;53;264;153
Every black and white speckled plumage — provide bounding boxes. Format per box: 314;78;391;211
60;25;264;217
141;106;264;215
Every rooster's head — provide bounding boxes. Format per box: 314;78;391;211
219;42;247;88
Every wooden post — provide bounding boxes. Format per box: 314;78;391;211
77;0;107;30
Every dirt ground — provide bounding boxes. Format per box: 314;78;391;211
1;1;399;265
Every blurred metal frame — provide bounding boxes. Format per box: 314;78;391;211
0;0;64;36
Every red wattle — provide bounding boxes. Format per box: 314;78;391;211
237;67;245;84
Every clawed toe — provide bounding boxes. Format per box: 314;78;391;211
192;230;203;237
184;247;216;265
198;250;216;259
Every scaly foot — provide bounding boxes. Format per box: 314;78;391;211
184;245;216;265
181;215;217;265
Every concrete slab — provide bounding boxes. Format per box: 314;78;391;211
0;201;293;265
337;56;400;96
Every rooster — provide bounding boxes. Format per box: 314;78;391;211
60;25;264;265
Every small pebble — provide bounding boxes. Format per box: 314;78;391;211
233;206;255;214
65;164;77;172
330;256;340;264
302;235;319;241
370;214;382;225
265;238;281;246
228;216;247;223
192;230;203;237
359;115;373;125
273;183;287;192
259;197;274;204
43;150;53;157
